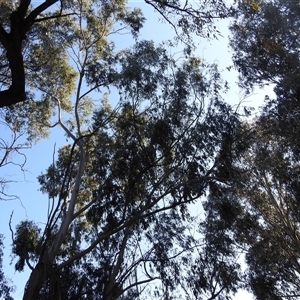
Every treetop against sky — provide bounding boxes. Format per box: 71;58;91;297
2;0;299;299
0;0;232;107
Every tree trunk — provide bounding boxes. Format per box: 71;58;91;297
22;261;49;300
23;144;86;299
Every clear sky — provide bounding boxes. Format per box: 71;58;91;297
0;1;269;299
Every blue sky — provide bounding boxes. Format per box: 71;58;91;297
0;1;274;298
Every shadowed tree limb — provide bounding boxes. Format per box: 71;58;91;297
0;0;60;108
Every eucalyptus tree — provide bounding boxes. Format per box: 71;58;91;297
240;118;300;299
208;3;300;297
0;0;241;299
10;37;242;298
0;0;232;109
204;116;300;299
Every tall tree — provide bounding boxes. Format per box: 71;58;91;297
10;38;242;299
230;0;300;135
204;115;300;299
230;0;300;95
0;0;240;298
209;3;300;297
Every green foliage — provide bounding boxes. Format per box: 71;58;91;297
0;0;245;298
230;0;300;97
0;235;14;299
12;221;41;272
20;40;243;299
228;5;300;296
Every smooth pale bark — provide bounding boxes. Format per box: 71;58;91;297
23;143;86;300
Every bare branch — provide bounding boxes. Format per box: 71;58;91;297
9;211;14;242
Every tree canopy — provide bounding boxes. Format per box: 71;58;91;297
0;0;231;109
2;0;300;299
0;0;242;299
17;40;243;299
205;0;300;298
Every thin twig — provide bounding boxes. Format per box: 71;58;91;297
9;211;14;242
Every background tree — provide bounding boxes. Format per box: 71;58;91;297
214;119;300;299
203;3;300;297
230;0;300;95
247;124;299;298
230;0;300;136
0;234;14;299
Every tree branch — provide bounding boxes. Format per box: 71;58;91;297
25;0;60;25
0;0;61;108
17;0;31;20
0;25;9;50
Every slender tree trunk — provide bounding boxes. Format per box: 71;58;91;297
104;227;130;300
23;144;86;299
23;260;49;300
